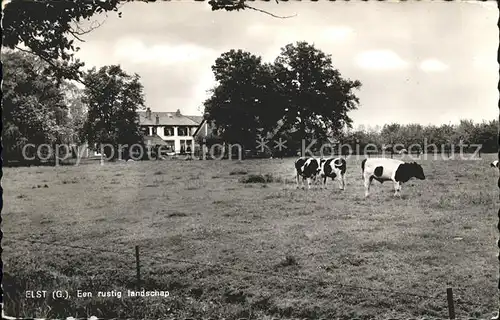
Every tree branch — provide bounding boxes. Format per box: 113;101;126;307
69;15;107;41
68;30;86;42
14;45;87;87
244;4;297;19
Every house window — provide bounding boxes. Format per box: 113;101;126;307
178;127;187;136
164;127;174;136
165;140;175;151
141;127;149;136
179;140;186;154
151;127;157;135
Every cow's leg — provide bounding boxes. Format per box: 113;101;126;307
312;175;317;188
364;175;372;198
306;177;313;190
302;176;307;189
296;173;301;189
322;175;327;189
338;174;345;191
394;181;402;197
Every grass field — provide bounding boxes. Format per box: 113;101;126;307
3;154;499;319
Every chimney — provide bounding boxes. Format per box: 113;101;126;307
146;107;152;120
155;114;160;125
175;109;181;117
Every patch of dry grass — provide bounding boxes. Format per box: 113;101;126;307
2;155;499;319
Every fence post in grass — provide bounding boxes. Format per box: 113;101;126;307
446;287;455;319
135;245;141;290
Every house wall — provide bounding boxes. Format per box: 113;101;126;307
142;125;199;152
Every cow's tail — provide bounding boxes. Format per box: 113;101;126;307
361;158;367;178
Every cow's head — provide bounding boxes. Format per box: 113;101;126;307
333;158;347;175
409;162;425;180
397;161;425;183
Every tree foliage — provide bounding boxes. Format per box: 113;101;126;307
60;81;88;145
2;50;71;161
341;120;498;154
203;42;362;152
2;0;124;81
81;65;146;159
203;50;281;149
274;42;361;141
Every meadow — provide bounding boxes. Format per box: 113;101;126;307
2;154;499;319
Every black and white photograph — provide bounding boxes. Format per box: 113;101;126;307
2;0;499;319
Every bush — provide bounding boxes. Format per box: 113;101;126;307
239;174;266;184
229;169;248;176
239;173;282;184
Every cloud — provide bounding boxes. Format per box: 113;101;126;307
113;38;216;65
320;26;353;42
419;59;449;72
191;70;216;112
68;1;495;126
354;50;408;70
246;24;267;37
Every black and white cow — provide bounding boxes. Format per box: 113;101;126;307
319;157;347;190
295;157;323;189
361;158;425;198
490;160;499;169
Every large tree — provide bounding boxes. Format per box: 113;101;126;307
81;65;145;159
2;50;69;162
273;41;362;143
203;49;282;150
204;42;362;152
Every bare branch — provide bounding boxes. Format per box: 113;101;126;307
244;4;297;19
68;14;108;41
68;30;86;42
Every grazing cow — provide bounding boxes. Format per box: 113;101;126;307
361;158;425;198
295;157;324;189
319;157;347;190
490;160;499;168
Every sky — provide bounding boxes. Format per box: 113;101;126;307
74;0;499;129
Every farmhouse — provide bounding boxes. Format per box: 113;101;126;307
138;108;203;153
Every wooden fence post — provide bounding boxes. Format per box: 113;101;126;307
446;287;455;319
135;245;141;290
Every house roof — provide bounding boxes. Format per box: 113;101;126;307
192;118;217;137
138;111;203;126
185;115;204;124
193;119;206;137
144;134;169;146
